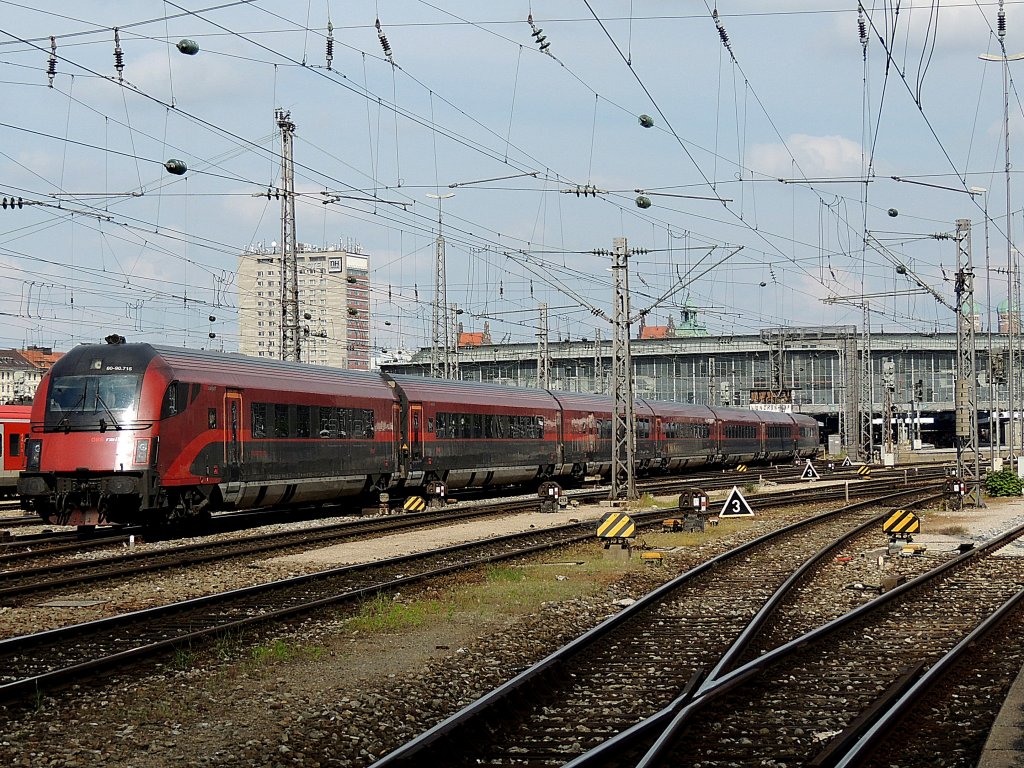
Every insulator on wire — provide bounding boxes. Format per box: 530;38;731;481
113;28;124;81
47;36;57;87
527;14;553;55
999;4;1007;39
375;17;393;63
326;20;334;70
712;9;733;58
2;197;25;209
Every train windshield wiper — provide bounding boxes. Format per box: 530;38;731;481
93;391;122;432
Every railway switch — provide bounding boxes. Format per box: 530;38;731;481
899;543;928;557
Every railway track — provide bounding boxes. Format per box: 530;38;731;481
0;474;936;605
366;484;945;767
0;480;939;707
559;519;1024;767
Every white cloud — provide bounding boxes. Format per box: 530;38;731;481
748;134;864;179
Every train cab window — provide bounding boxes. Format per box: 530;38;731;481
161;382;191;418
208;408;217;429
7;433;17;457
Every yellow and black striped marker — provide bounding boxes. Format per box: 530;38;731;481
883;509;920;537
857;465;872;478
403;495;427;512
735;464;748;473
597;511;636;539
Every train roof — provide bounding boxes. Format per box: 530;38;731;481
388;374;561;411
639;399;717;421
53;343;396;400
0;405;31;420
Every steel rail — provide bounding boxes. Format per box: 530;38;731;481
623;520;1024;768
368;485;942;767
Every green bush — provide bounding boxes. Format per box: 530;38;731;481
985;468;1023;497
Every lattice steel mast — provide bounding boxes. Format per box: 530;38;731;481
537;303;550;388
955;219;985;507
609;237;637;500
276;109;300;362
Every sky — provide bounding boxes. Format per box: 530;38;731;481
1;1;1023;357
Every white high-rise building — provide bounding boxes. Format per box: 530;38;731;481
238;242;370;369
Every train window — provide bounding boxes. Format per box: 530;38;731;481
362;410;375;439
8;433;18;457
319;407;338;438
427;417;434;434
252;403;267;438
190;383;201;403
296;406;310;438
274;405;289;438
637;418;651;440
472;414;483;439
208;408;217;429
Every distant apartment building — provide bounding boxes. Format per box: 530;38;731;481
0;345;63;404
238;242;370;369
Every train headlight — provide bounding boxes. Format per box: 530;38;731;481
133;438;150;466
25;439;41;471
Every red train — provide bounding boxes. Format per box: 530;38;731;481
0;405;32;496
17;340;819;526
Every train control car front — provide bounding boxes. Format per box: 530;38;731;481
18;339;164;526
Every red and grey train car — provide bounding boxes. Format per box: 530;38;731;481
18;341;818;526
0;405;31;496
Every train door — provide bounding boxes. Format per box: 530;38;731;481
409;404;423;463
224;391;243;481
392;403;402;470
7;426;26;471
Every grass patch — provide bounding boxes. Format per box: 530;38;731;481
632;493;660;510
171;644;196;670
934;524;969;536
348;592;449;633
485;564;527;583
248;638;327;669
